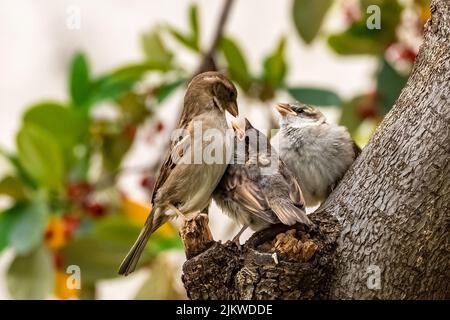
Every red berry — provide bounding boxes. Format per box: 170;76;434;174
155;121;164;133
140;175;155;190
368;90;380;100
45;229;54;241
53;252;64;269
84;202;107;218
342;3;360;24
123;124;137;140
399;47;417;62
66;182;91;203
356;104;378;119
63;215;80;239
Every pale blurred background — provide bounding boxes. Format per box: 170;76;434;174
0;0;425;299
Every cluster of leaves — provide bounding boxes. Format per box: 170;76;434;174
288;0;429;139
0;51;182;299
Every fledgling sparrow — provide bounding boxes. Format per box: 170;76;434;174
213;119;312;244
119;72;239;275
275;103;361;207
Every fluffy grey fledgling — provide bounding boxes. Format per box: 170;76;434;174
213;119;312;243
119;72;239;275
275;103;361;207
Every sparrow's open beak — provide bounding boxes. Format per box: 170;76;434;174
231;120;245;140
226;101;239;117
276;103;296;116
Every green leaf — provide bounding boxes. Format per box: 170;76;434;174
69;52;91;107
376;58;408;114
292;0;333;44
328;33;382;55
61;235;153;283
89;62;169;104
220;37;253;92
0;175;26;200
287;87;342;106
17;123;65;190
23;102;88;149
141;30;174;65
327;0;402;55
90;76;137;104
95;216;181;254
7;245;54;299
111;61;170;77
339;96;366;135
118;92;150;124
0;150;37;189
167;27;199;52
149;233;183;253
154;79;186;103
189;4;200;51
134;257;182;300
100;130;134;172
262;37;288;89
8;198;48;255
0;207;17;253
94;216;144;244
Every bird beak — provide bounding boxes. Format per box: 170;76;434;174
226;101;239;117
231;120;245;140
276;103;296;116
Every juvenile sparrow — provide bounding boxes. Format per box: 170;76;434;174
275;103;360;207
213;119;312;244
119;72;239;275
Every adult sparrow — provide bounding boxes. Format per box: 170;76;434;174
213;119;312;244
119;72;239;275
275;103;360;207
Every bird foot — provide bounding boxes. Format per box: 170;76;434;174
167;204;186;221
231;225;248;249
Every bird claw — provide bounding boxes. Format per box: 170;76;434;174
188;211;206;221
231;234;242;249
167;204;186;220
230;225;248;249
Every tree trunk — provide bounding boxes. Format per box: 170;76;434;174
181;0;450;300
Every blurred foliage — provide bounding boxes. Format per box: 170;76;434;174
0;0;429;299
290;0;428;135
292;0;333;44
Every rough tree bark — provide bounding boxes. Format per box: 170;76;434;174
181;0;450;299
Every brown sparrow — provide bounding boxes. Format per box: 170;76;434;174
275;103;360;207
213;119;312;244
119;72;239;275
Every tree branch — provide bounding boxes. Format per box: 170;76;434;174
196;0;235;74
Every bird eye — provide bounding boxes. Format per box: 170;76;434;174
297;109;304;114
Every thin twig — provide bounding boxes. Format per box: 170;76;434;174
196;0;235;74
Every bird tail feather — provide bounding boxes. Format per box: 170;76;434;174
269;199;312;227
118;207;162;276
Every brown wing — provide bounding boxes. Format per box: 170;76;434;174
151;97;211;204
268;199;311;226
150;134;190;204
278;160;305;208
220;166;279;224
262;160;311;226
